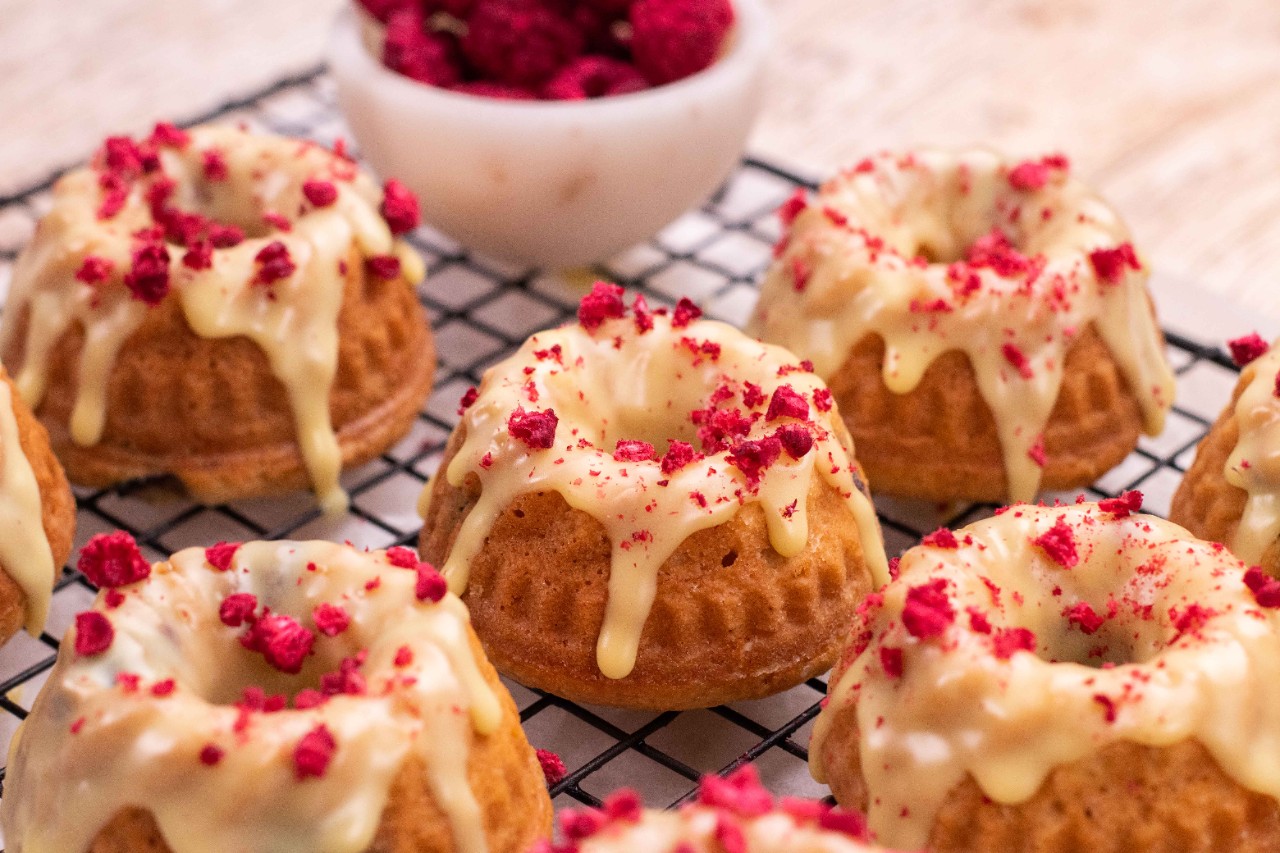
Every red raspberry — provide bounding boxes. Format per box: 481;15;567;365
543;56;647;99
463;0;584;88
630;0;734;86
450;81;539;99
423;0;476;15
357;0;413;23
383;8;464;87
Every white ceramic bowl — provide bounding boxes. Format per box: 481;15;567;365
328;0;770;268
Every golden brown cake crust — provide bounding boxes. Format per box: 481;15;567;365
830;325;1144;503
0;366;75;644
1169;376;1280;576
86;631;552;853
4;250;433;504
420;427;875;710
819;704;1280;853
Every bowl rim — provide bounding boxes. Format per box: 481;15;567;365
328;0;772;118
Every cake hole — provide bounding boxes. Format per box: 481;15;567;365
512;508;525;519
721;550;738;568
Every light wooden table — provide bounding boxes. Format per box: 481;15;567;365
5;0;1279;320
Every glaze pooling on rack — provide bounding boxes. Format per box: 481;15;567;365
750;148;1176;502
0;124;424;514
430;305;888;680
0;540;500;853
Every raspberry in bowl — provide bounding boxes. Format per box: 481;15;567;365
328;0;770;267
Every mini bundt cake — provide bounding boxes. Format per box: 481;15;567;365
1171;333;1280;574
0;122;435;513
419;283;887;709
533;766;891;853
0;535;552;852
811;498;1280;851
748;149;1175;503
0;364;75;644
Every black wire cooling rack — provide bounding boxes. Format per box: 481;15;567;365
0;66;1250;840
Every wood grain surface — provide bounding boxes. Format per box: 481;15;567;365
4;0;1278;317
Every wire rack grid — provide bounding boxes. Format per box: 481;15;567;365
0;67;1249;844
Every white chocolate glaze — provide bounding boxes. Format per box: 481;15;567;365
431;305;887;680
0;380;57;634
0;125;425;514
810;503;1280;848
1;540;501;853
1224;341;1280;564
573;807;883;853
748;150;1175;502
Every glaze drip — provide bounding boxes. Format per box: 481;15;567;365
0;125;425;514
0;380;57;634
810;504;1280;848
748;149;1175;501
1224;341;1280;564
429;301;887;680
0;540;500;853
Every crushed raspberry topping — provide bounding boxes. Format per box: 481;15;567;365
630;0;734;85
879;646;904;678
613;439;657;462
386;546;419;569
508;406;559;449
1244;566;1280;608
96;172;130;220
366;255;402;279
151;678;176;696
537;748;567;785
78;531;151;588
698;765;773;818
124;242;171;305
199;744;224;766
992;626;1037;659
671;297;703;328
74;611;114;656
660;440;699;474
416;562;448;602
1027;435;1047;467
253;241;296;285
777;188;808;228
1099;490;1143;517
1093;693;1117;723
380;179;420;235
1171;603;1215;639
320;655;368;696
602;789;644;823
394;645;414;667
1065;601;1105;634
714;814;747;853
559;807;608;841
202;149;229;181
1001;342;1034;379
921;527;959;549
765;385;808;421
219;593;258;627
1228;332;1269;367
294;725;337;780
98;136;146;176
205;541;241;571
313;603;350;636
811;387;834;413
303;179;339;207
209;223;245;248
578;281;627;331
776;424;814;459
1007;154;1069;191
1088;242;1141;284
727;435;781;486
240;613;316;674
457;386;480;415
965;228;1036;278
148;122;190;148
902;579;955;639
75;256;115;284
1034;518;1080;568
182;241;214;271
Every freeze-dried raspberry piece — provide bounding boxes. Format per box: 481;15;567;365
241;613;316;674
386;546;419;569
727;435;782;486
698;765;773;818
775;424;813;459
1098;490;1143;517
777;188;808;228
219;593;258;628
366;255;401;279
1007;154;1069;191
966;228;1033;278
254;241;296;286
508;406;558;449
294;725;337;779
543;55;647;99
416;562;448;602
921;528;958;549
902;578;954;639
1089;243;1141;284
613;439;656;462
457;386;479;415
98;136;146;177
463;0;584;88
97;172;131;220
74;611;114;656
992;626;1036;659
75;256;115;285
124;243;171;306
383;8;463;87
1228;332;1268;367
199;744;224;766
313;603;350;637
209;223;245;248
660;440;698;474
812;387;833;412
537;748;566;785
148;122;190;149
79;531;151;588
202;149;229;181
1034;517;1079;568
1244;566;1280;608
578;281;627;330
450;81;539;100
182;240;214;271
765;385;808;421
302;179;338;208
381;179;420;235
205;541;240;571
630;0;734;86
1065;601;1104;634
668;297;702;328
